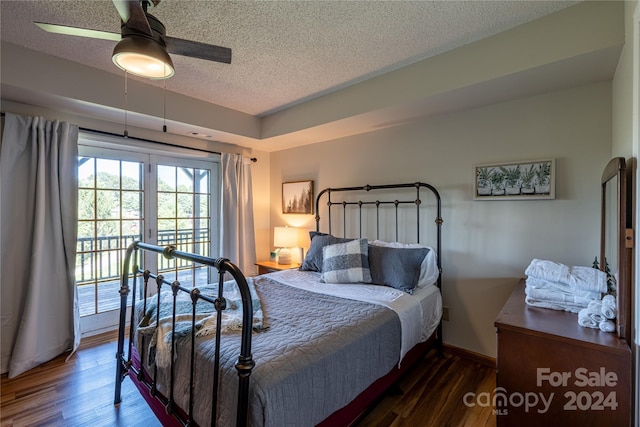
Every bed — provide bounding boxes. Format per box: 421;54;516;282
114;181;443;426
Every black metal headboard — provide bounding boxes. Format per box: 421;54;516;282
315;182;443;288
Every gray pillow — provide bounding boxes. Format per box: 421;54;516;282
368;245;429;294
300;232;352;272
320;238;372;283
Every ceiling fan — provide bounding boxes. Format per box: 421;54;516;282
34;0;231;79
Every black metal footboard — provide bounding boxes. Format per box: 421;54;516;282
114;241;254;427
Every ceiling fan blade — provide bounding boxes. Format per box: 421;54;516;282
164;36;232;64
34;22;121;42
112;0;152;36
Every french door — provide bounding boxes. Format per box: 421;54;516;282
152;155;219;287
77;141;219;336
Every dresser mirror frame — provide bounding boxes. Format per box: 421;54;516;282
600;157;632;344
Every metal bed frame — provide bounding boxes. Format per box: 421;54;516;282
114;242;255;427
315;181;443;354
113;181;443;427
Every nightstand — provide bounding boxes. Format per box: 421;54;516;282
255;261;300;275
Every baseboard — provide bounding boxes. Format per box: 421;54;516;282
443;343;496;367
80;324;118;338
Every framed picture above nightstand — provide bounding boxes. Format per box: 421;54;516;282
255;261;301;275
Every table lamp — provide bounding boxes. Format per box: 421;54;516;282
274;226;298;264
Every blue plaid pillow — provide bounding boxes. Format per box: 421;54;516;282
320;238;372;283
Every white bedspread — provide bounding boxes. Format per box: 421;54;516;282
268;269;425;364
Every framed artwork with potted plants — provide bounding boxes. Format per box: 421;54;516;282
474;158;555;200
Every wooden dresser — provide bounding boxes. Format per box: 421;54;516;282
494;280;631;426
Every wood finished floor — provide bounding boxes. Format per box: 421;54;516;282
1;331;496;427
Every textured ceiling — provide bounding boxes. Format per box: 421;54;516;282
1;0;579;117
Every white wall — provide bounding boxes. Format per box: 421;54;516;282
269;81;612;357
613;1;638;160
611;0;639;423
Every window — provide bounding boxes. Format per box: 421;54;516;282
77;134;219;335
154;158;215;286
77;156;144;316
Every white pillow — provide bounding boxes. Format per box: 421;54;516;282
369;240;439;288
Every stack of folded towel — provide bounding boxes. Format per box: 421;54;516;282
578;294;617;333
524;259;607;313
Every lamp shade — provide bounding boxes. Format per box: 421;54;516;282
112;35;175;79
273;226;298;248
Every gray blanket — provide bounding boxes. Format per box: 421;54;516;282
135;274;401;427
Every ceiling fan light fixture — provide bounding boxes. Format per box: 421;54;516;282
112;35;174;79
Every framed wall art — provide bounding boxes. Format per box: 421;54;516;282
282;180;314;214
474;159;555;200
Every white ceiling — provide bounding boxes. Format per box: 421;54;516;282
1;0;580;118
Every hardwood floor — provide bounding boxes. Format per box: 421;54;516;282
1;331;160;427
1;332;496;427
356;349;496;427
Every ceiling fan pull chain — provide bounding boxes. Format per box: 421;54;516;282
163;68;167;133
124;71;129;138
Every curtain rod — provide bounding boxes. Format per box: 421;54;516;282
0;112;257;163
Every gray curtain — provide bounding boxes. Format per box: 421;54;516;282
220;153;257;275
0;113;79;378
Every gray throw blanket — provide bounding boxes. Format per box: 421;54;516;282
137;277;265;367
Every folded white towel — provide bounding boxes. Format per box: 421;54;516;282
525;285;595;308
525;259;570;283
578;308;598;328
525;296;584;313
599;319;616;333
525;259;607;294
525;277;601;300
601;294;617;320
569;266;607;293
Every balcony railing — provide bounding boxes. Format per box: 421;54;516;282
76;229;211;316
76;229;210;285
